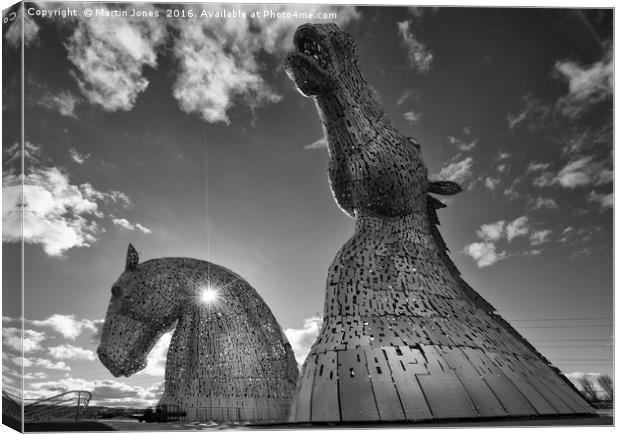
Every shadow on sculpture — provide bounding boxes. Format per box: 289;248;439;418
97;244;298;423
284;23;593;422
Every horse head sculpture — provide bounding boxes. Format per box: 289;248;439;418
283;23;592;423
97;244;299;422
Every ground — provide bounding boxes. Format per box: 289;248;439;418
19;414;613;432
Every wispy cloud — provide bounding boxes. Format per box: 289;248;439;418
66;5;167;112
403;110;421;124
530;229;552;246
526;162;549;173
529;196;559;210
304;137;327;150
49;345;96;361
587;191;613;211
502;182;524;200
484;177;500;190
284;316;322;365
448;135;477;152
569;247;594;260
558;225;603;246
396;89;418;105
40;90;79;118
506;216;530;241
533;156;612;189
22;357;71;371
30;314;98;340
434;156;473;184
555;157;611;188
135;223;152;234
112;218;152;234
554;46;613;119
397;20;433;74
508;46;612;131
69;148;89;164
507;94;551;130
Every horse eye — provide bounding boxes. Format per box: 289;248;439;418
111;286;122;297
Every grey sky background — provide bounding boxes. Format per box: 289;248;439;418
1;2;614;406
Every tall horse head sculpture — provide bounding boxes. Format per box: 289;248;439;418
283;23;592;423
97;244;299;422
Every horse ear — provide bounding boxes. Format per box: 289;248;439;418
428;180;462;196
126;243;139;271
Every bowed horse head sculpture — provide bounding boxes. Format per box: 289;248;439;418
97;244;298;422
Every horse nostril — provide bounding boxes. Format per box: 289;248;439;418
98;350;109;365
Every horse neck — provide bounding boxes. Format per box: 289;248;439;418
144;258;196;298
315;67;399;157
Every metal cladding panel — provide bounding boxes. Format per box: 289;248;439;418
256;401;269;420
365;348;406;421
507;357;572;414
462;348;534;416
438;346;507;418
418;345;478;419
512;358;580;414
241;406;255;421
291;356;316;421
311;351;340;421
489;354;557;415
338;349;380;421
550;380;592;413
527;359;592;413
383;346;433;421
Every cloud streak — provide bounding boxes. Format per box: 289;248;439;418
554;47;613;119
48;344;96;361
435;157;473;184
403;110;421;124
397;20;433;73
533;156;611;189
112;218;152;234
303;137;327;150
40;91;79;118
30;314;98;340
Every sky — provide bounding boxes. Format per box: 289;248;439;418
1;3;614;407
